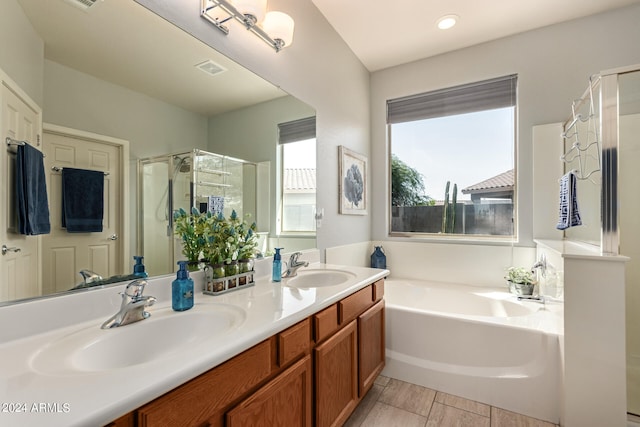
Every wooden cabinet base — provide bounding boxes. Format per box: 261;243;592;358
227;355;312;426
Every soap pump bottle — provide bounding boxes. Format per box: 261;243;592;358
133;255;148;278
172;261;194;312
272;248;284;282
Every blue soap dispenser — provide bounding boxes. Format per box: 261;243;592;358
172;261;194;312
133;255;148;278
272;248;283;282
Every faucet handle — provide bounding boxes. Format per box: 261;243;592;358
124;279;148;301
289;251;302;263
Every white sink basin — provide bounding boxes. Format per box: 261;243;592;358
285;269;356;288
30;303;245;374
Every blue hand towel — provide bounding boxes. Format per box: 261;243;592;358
61;168;104;233
15;143;51;235
556;171;582;230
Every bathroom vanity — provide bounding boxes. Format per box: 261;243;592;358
110;280;384;427
0;261;387;427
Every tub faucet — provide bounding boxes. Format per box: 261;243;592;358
531;253;547;279
282;252;309;278
101;279;156;329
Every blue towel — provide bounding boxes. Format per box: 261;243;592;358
556;171;582;230
15;143;51;235
62;168;104;233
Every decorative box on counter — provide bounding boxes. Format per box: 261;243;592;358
203;263;255;295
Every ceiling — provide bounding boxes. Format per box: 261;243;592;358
311;0;640;71
16;0;286;116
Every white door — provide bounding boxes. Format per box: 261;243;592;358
41;126;126;294
0;79;43;302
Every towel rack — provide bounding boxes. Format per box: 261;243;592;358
5;137;45;157
51;166;109;176
560;75;601;182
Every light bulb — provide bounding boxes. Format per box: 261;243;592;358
437;14;458;30
262;11;294;49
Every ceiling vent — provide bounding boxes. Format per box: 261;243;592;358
195;60;227;77
63;0;100;11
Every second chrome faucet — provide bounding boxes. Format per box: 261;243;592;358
282;252;309;278
101;279;156;329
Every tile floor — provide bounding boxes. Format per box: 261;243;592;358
344;376;559;427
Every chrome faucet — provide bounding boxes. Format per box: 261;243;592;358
78;269;104;286
282;252;309;278
531;253;547;279
101;279;156;329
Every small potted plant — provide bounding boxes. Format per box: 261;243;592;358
505;266;536;296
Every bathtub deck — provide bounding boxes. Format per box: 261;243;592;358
345;375;559;427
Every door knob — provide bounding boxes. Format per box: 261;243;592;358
108;234;118;241
1;245;21;255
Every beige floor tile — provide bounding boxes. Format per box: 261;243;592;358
491;407;558;427
374;374;391;387
379;378;436;417
360;402;428;427
435;391;491;417
344;384;385;427
426;402;490;427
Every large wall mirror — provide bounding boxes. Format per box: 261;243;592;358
1;0;316;305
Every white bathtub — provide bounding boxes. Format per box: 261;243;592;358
381;279;562;424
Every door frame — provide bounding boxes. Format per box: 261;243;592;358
42;123;130;273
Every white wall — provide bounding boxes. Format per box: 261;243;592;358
0;0;44;106
134;0;372;255
370;3;640;250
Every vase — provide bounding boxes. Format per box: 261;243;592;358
226;260;239;288
238;258;254;286
370;246;386;269
204;263;226;293
507;280;534;296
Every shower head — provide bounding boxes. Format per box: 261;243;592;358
173;156;191;173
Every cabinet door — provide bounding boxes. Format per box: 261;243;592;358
315;319;358;427
358;299;385;396
226;355;312;427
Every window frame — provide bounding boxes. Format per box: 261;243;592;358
386;75;519;242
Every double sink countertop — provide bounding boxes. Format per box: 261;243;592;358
0;256;389;427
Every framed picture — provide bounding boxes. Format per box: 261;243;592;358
339;146;367;215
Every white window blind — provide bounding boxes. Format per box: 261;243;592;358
387;75;517;124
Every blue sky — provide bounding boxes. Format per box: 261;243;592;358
391;107;515;201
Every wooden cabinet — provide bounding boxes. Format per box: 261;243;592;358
226;355;312;427
315;320;359;427
108;280;385;427
137;340;273;427
358;299;385;395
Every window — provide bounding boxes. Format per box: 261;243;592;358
278;117;316;233
388;75;517;238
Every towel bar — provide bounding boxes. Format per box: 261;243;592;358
51;166;109;176
5;137;45;157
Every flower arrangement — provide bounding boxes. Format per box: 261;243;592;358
504;267;536;285
175;208;259;275
173;207;207;265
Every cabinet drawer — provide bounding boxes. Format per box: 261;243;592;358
313;304;339;344
373;279;384;302
137;339;272;427
339;286;373;325
278;318;311;367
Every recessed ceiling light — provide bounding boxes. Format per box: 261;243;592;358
437;15;458;30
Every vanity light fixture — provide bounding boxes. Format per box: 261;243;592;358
201;0;295;52
436;14;458;30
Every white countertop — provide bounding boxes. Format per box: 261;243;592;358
0;260;388;427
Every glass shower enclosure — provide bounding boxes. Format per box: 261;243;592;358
138;149;257;276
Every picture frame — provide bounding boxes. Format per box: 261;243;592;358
339;146;367;215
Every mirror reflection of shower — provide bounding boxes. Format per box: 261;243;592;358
138;149;263;276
